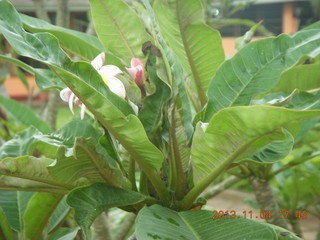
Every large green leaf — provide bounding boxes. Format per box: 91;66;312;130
154;0;224;105
0;155;72;191
24;193;64;240
135;205;300;240
89;0;151;64
0;1;167;200
48;227;79;240
204;26;320;121
48;138;130;189
269;63;320;93
0;54;33;74
0;191;34;232
66;183;145;239
184;106;320;209
242;130;294;164
0;127;39;158
21;14;122;65
0;97;52;134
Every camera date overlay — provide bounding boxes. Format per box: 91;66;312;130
211;210;308;220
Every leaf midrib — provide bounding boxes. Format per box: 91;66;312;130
97;0;135;58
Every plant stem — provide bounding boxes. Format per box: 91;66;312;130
250;177;288;229
114;213;136;240
139;171;148;195
129;157;138;191
170;106;186;199
202;176;240;199
288;218;303;237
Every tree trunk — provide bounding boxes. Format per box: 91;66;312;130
32;0;51;23
250;178;288;229
289;219;303;238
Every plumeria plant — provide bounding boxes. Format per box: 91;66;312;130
0;0;320;239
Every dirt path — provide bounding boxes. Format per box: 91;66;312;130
207;190;319;240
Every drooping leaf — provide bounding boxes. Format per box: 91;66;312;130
89;0;151;64
48;138;130;189
191;106;320;186
0;155;72;191
66;183;145;239
139;55;171;134
135;205;301;240
154;0;225;104
16;67;29;90
0;127;39;159
269;63;320;93
0;54;34;74
0;1;166;198
242;130;294;164
24;193;64;240
47;197;70;233
34;68;66;90
0;97;52;134
0;191;34;232
204;26;320;121
21;14;121;65
251;89;299;107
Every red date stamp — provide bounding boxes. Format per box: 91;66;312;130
212;210;308;220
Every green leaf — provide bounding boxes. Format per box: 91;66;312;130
89;0;151;64
47;197;70;233
0;54;34;74
48;227;79;240
16;67;29;90
192;106;320;183
0;1;167;200
24;193;64;240
136;205;300;240
204;27;320;121
21;14;121;65
0;208;14;240
243;130;294;164
139;55;171;134
269;63;320;93
0;97;52;134
66;183;145;239
0;127;39;158
34;68;66;90
0;191;34;231
48;138;130;189
154;0;224;104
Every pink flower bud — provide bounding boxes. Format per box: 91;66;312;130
126;58;145;89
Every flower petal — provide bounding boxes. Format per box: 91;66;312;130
80;104;86;120
69;92;75;115
131;57;144;68
100;65;123;78
125;66;138;80
107;77;126;98
91;52;105;70
60;88;72;102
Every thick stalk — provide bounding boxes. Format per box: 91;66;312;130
202;176;240;199
114;213;136;240
92;211;112;240
128;157;138;191
317;224;320;240
250;178;288;229
288;218;303;237
169;106;186;199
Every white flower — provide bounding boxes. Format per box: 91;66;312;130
60;52;126;119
